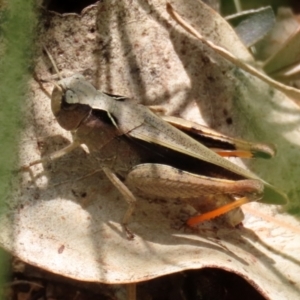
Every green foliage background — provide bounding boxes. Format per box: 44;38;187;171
0;0;37;287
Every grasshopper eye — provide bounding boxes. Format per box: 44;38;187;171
65;89;79;104
61;90;79;111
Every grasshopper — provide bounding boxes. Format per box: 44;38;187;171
24;72;287;236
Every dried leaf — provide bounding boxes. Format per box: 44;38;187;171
167;3;300;101
1;1;300;299
226;6;275;47
263;24;300;79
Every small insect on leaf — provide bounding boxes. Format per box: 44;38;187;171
23;49;288;238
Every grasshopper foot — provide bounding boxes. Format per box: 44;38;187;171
123;225;135;240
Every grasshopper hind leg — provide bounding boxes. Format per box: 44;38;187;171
126;163;263;227
185;194;245;227
187;196;250;227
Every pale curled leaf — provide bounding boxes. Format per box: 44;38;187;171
257;7;299;62
167;2;300;101
1;1;300;299
226;6;275;47
264;26;300;79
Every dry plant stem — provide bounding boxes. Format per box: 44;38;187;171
43;45;63;80
166;3;300;102
127;283;136;300
233;0;242;12
4;280;43;289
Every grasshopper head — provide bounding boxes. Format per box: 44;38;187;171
51;76;92;131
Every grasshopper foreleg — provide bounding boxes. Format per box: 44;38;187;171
22;140;81;170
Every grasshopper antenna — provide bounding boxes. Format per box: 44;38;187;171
43;45;63;81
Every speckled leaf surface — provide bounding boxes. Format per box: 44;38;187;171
1;1;300;299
